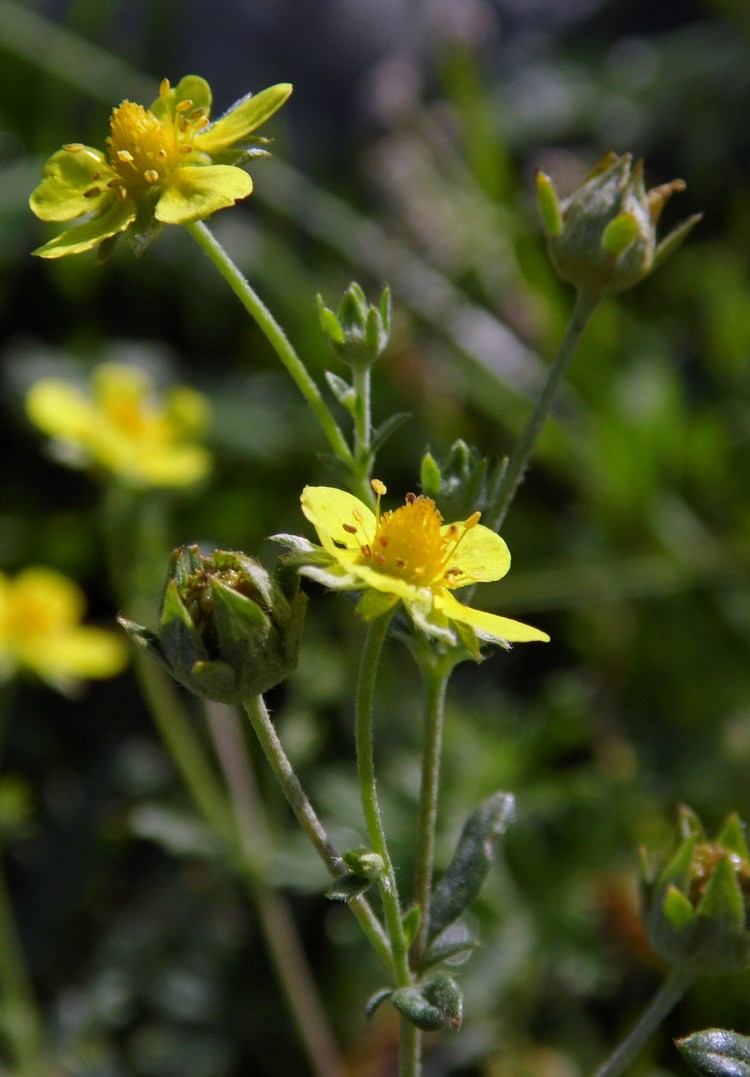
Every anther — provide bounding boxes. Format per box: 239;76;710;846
63;143;84;152
342;523;358;534
117;149;134;163
406;492;417;504
91;171;101;180
378;537;389;548
144;169;159;185
361;544;372;558
115;186;128;200
176;99;193;113
191;108;206;119
465;511;481;529
374;553;386;565
352;510;364;523
179;145;193;153
159;78;171;98
83;186;101;198
158;149;168;160
371;479;387;496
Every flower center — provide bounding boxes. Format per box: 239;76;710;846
351;481;480;589
105;83;208;195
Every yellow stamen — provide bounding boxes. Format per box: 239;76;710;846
63;143;84;152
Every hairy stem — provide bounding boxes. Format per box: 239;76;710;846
592;968;694;1077
242;694;393;974
486;289;600;531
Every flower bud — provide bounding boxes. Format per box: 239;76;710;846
641;806;750;976
317;282;391;369
120;545;306;703
537;152;701;296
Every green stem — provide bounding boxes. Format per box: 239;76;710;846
592;968;694;1077
399;1017;422;1077
411;658;452;969
0;855;46;1076
133;651;236;841
355;614;412;972
183;219;353;470
242;694;393;975
486;289;600;532
352;364;371;464
205;703;346;1077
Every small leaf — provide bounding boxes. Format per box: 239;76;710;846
366;988;393;1019
324;370;355;411
424;922;476;968
370;412;411;454
428;792;515;942
678;1029;750;1076
325;872;373;902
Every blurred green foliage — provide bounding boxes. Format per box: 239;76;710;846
1;0;750;1074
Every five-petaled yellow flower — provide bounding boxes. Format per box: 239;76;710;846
280;482;549;650
0;567;128;693
26;362;211;488
29;75;292;258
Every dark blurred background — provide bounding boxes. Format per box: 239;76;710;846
1;0;750;1073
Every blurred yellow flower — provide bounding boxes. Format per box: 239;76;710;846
286;482;549;649
29;75;292;258
26;362;211;488
0;567;128;692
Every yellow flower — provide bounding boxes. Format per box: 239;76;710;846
26;362;211;488
284;482;549;649
30;75;292;258
0;567;128;692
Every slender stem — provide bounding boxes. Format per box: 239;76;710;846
242;694;393;974
592;968;694;1077
486;289;600;532
399;1017;422;1077
352;364;371;463
205;704;346;1077
355;614;411;991
411;659;452;969
133;651;235;841
0;856;46;1076
183;219;353;470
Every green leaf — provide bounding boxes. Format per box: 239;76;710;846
365;988;393;1019
402;905;421;949
428;792;515;942
325;872;373;902
424;922;476;968
678;1029;750;1076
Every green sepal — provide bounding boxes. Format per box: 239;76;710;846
715;813;749;860
663;884;696;931
696;854;745;934
602;211;639;255
428;791;515;942
678;1029;750;1076
420;451;442;499
356;589;399;621
536;170;563;237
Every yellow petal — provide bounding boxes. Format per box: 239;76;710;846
301;486;376;554
32;197;136;258
26;380;97;442
30;146;113;222
29;627;129;682
155;165;252;224
443;522;510;583
436;591;549;644
196;83;293;153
